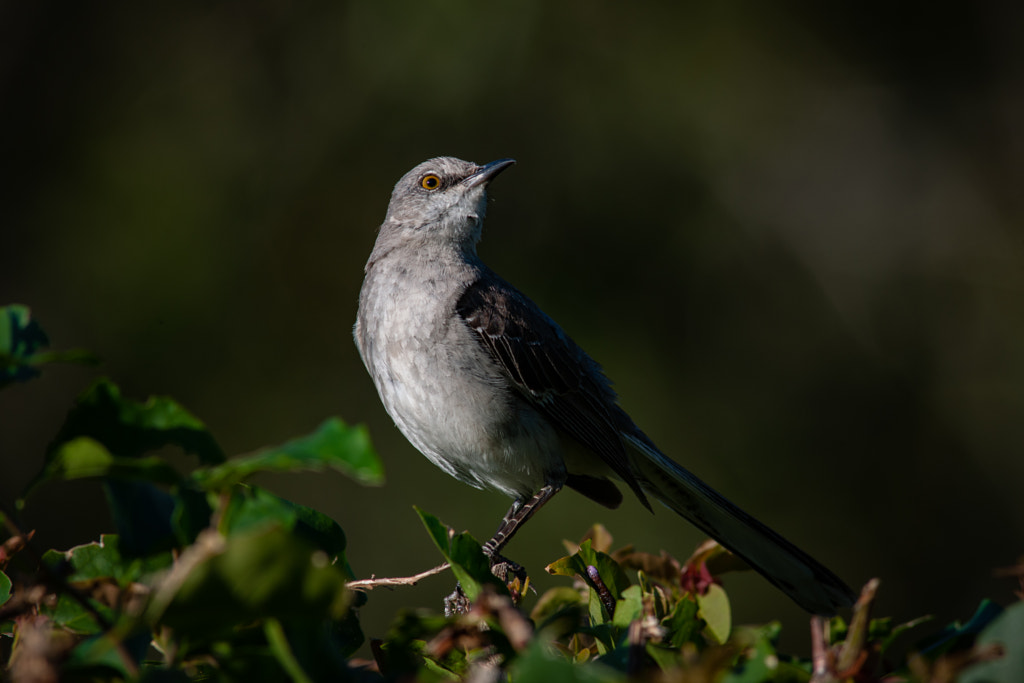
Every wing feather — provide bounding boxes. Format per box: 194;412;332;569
456;271;649;506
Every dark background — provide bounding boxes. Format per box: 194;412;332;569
3;1;1023;651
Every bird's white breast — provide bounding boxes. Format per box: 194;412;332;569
355;252;565;500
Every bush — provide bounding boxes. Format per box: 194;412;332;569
1;304;1020;682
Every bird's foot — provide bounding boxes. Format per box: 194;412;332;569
444;583;471;617
488;553;530;604
487;553;525;583
443;554;531;616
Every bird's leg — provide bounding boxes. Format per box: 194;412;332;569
483;484;562;557
445;485;562;614
484;500;523;555
481;484;562;588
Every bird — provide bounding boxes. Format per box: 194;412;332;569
353;156;855;615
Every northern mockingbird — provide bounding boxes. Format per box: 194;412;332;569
354;156;855;614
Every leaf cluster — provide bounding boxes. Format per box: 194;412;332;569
373;521;1022;683
2;305;1022;682
2;306;382;681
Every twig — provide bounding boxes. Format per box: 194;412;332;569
627;619;646;676
146;529;226;621
809;615;834;683
810;579;881;683
836;578;879;675
347;562;451;591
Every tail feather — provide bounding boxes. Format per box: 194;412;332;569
623;434;855;615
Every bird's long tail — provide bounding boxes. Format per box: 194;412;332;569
623;433;855;615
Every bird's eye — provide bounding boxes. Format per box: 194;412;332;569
420;174;441;190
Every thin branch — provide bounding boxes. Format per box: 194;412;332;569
146;529;225;621
836;578;880;674
347;562;450;591
809;615;834;683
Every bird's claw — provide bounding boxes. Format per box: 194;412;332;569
444;583;471;617
487;553;525;583
442;554;532;616
489;553;531;603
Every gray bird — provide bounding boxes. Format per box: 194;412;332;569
354;156;855;615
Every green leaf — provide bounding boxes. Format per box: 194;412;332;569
0;305;97;389
41;534;172;584
551;540;632;599
220;484;299;535
511;640;625;682
547;539;631;627
532;586;585;636
581;622;618;656
611;584;644;628
44;378;224;469
419;506;451;552
376;609;454;678
64;631;151;678
662;595;703;648
697;583;731;645
289;499;349;565
645;642;683;672
191;418;383;490
878;615;933;655
545;553;580;579
220;485;351;575
265;611;366;680
38;538;160;634
25;437;183;496
0;571;11;607
37;538;166;632
65;634;125;675
264;618;315;683
151;525;351;639
827;615;848;644
0;304;49;386
535;607;586;646
415;508;504;602
721;623;808;683
303;607;367;663
21;436;191;556
420;656;462;681
44;593;114;634
170;486;214;547
449;533;495;592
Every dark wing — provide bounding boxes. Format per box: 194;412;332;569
456;271;649;508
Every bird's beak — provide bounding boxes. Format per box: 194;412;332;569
465;158;516;188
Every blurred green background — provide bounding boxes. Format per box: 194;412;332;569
3;1;1023;649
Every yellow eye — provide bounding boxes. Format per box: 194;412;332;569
420;174;441;190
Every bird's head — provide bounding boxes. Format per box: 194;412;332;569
380;157;515;250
